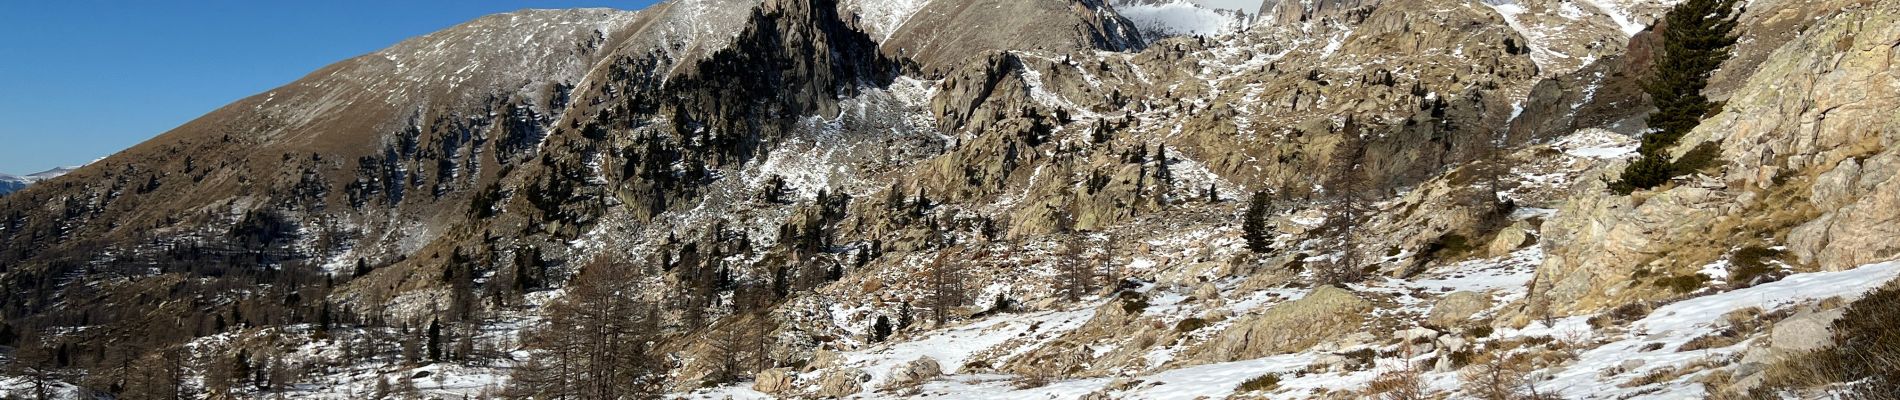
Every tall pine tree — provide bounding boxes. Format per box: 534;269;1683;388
1243;190;1275;253
1613;0;1740;193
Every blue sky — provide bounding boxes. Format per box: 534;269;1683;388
0;1;660;174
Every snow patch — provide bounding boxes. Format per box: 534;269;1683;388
1118;1;1245;38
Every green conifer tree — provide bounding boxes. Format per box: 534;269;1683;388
1243;190;1275;253
1614;0;1740;193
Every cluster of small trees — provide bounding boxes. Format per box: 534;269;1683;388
1240;122;1376;286
508;263;665;399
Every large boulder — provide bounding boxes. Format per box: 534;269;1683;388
753;367;797;395
1735;307;1849;392
817;368;869;398
1193;282;1222;302
1486;221;1534;257
882;356;944;390
805;349;842;373
1180;285;1371;364
1767;308;1845;357
1427;291;1492;327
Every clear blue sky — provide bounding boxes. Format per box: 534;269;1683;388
0;1;661;174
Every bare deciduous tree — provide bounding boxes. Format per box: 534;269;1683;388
507;261;664;399
1318;122;1373;286
924;241;966;326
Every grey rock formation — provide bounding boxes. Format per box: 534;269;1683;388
1183;285;1371;363
1428;291;1492;328
882;356;944;389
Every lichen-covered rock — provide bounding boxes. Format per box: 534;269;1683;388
1193;282;1222;302
1180;285;1371;364
1427;291;1492;327
1767;308;1844;357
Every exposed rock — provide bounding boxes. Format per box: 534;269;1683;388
1767;308;1845;357
1315;354;1351;371
817;368;869;398
1180;285;1371;364
1438;335;1469;353
882;356;944;390
999;296;1143;376
1705;0;1900;272
1193;282;1222;302
1428;291;1493;327
1530;174;1729;314
806;349;842;373
882;0;1144;75
1434;355;1457;372
1202;309;1232;323
753;367;797;395
1531;0;1900;315
1401;327;1439;342
1486;221;1534;257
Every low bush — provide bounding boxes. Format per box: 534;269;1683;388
1654;274;1709;294
1236;373;1281;392
1465;325;1495;338
1118;291;1150;314
1589;302;1654;328
1729;246;1784;287
1174;318;1209;333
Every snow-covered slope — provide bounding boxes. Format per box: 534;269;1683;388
1113;0;1252;40
0;174;26;196
839;0;934;41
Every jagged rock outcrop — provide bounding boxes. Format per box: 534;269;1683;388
10;0;1897;397
1529;0;1900;315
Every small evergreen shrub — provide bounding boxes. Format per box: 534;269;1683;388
1236;374;1281;392
1589;302;1654;328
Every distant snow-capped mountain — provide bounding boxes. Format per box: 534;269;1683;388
1112;0;1257;40
0;165;84;196
0;174;25;195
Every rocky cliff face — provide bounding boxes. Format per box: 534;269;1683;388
2;0;1898;398
1527;0;1900;316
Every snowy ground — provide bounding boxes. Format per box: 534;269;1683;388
677;233;1900;400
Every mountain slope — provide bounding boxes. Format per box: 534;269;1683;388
3;0;1898;398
